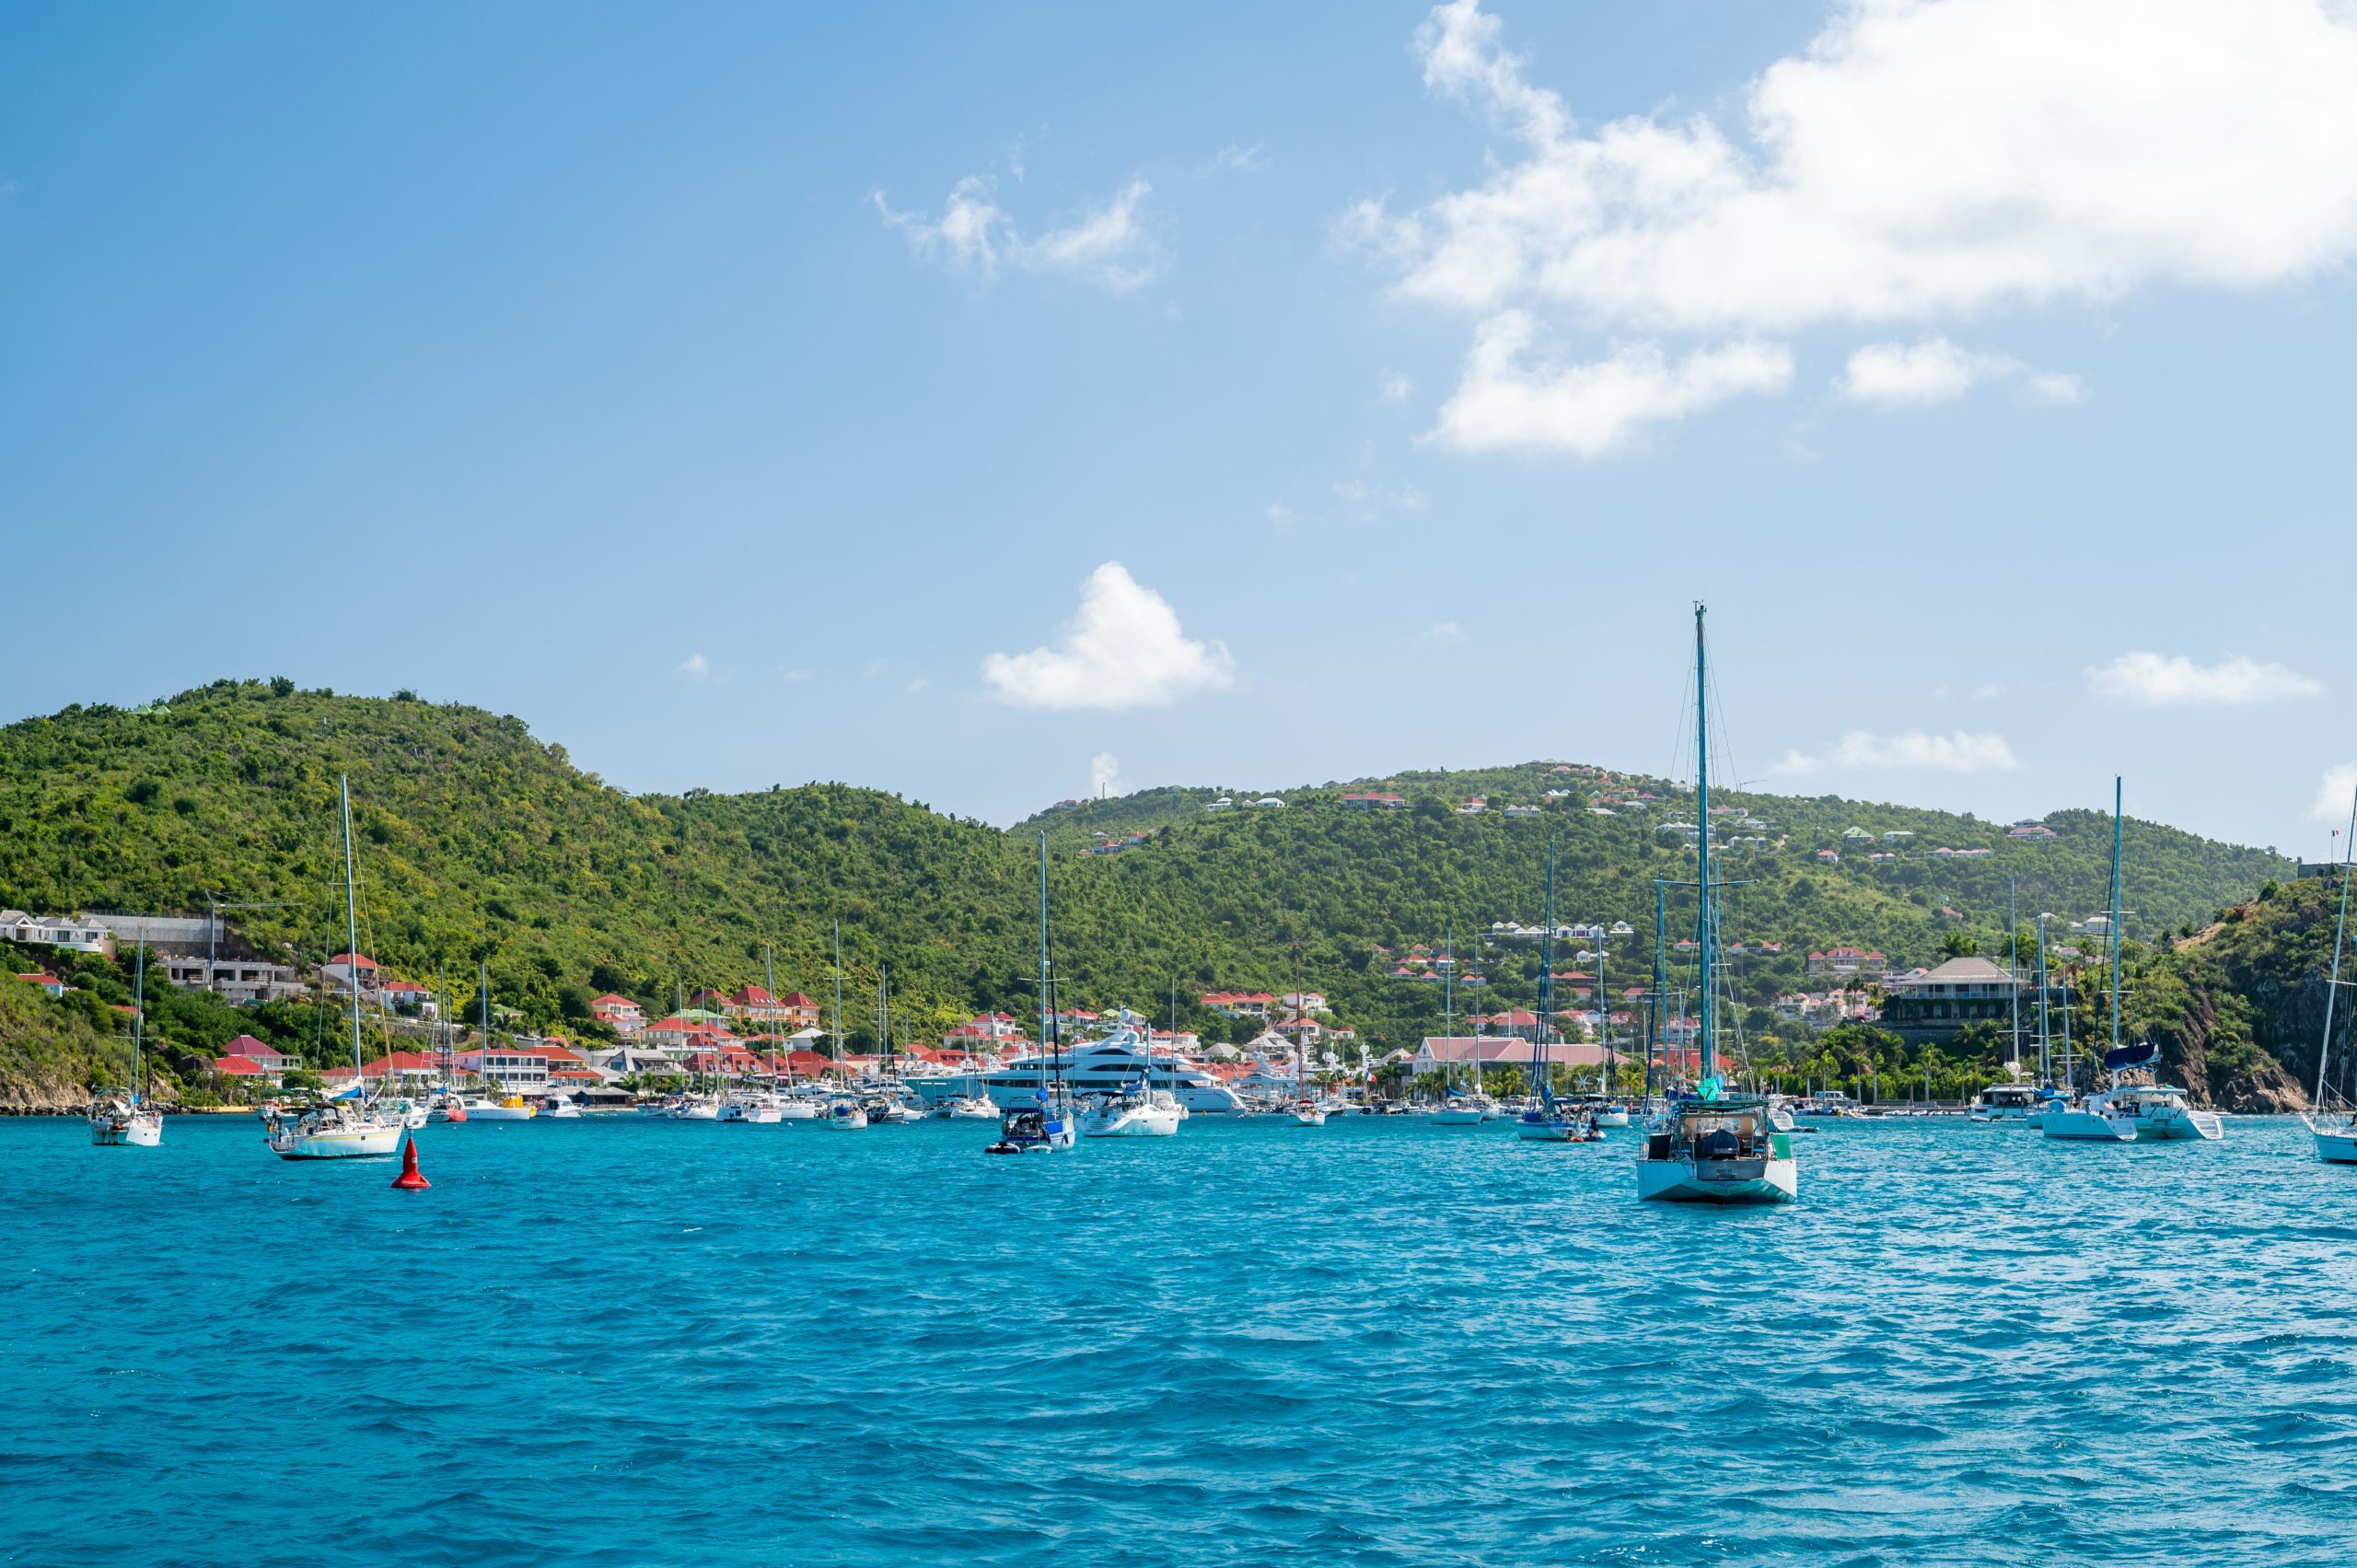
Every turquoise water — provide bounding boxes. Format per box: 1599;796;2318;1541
4;1112;2351;1566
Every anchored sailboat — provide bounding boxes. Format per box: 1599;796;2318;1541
264;777;405;1159
88;937;164;1147
987;833;1074;1152
2305;781;2357;1162
1635;605;1797;1202
1519;840;1592;1142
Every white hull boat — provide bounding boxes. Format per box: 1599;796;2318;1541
266;1103;405;1159
1592;1106;1631;1128
936;1096;1000;1121
824;1099;868;1130
470;1097;539;1121
777;1097;822;1121
89;1097;164;1147
2040;1103;2137;1142
1427;1104;1485;1125
1636;1151;1799;1203
541;1096;584;1120
1077;1095;1182;1137
1290;1098;1327;1126
1638;1100;1797;1204
719;1096;783;1123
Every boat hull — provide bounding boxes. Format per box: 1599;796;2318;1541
1427;1107;1485;1125
272;1124;404;1159
2133;1109;2223;1141
1637;1154;1797;1203
2305;1117;2357;1163
1592;1109;1631;1128
2041;1108;2137;1142
1078;1105;1180;1136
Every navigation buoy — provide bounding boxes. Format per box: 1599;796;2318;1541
390;1138;431;1190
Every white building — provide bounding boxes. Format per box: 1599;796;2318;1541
0;911;114;954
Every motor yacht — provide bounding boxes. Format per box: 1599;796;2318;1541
913;1011;1244;1114
1969;1083;2050;1123
541;1094;585;1120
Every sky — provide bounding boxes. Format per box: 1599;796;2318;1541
5;1;2356;857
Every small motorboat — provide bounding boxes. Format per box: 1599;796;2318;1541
542;1094;584;1120
824;1098;868;1131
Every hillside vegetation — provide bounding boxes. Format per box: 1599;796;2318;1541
0;682;2293;1079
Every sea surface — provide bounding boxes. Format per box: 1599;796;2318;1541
3;1111;2352;1566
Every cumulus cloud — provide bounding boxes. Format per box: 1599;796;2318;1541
1771;729;2020;774
1377;370;1414;401
677;653;710;681
1430;312;1792;454
983;563;1237;711
1266;502;1297;528
1387;0;2357;330
2312;763;2357;826
2086;651;2322;705
1373;0;2357;450
1422;620;1466;644
1334;478;1430;516
877;175;1155;291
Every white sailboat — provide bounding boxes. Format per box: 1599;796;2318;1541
463;964;538;1120
1636;606;1798;1203
1429;925;1490;1123
2304;782;2357;1163
1518;840;1593;1142
88;938;164;1147
264;776;405;1160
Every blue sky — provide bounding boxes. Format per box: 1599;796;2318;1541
6;1;2355;856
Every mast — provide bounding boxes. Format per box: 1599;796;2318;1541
482;962;495;1090
1293;940;1306;1098
340;776;365;1087
764;941;778;1082
1693;605;1715;1091
2036;914;2051;1086
1597;909;1610;1098
1038;832;1051;1101
1649;879;1666;1100
132;934;147;1108
1536;839;1556;1107
1444;923;1455;1099
2313;782;2357;1108
832;921;845;1080
2008;878;2021;1075
2107;776;2124;1063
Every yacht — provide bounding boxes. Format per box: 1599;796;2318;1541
987;832;1077;1154
1427;1093;1492;1125
667;1094;720;1121
1289;1097;1327;1127
1635;608;1797;1204
719;1091;783;1123
777;1090;823;1121
823;1097;868;1130
1592;1102;1631;1129
1969;1083;2049;1123
542;1093;585;1120
914;1013;1244;1114
470;1094;540;1121
933;1094;999;1121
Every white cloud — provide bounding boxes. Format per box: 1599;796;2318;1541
1334;478;1431;516
677;653;710;681
1422;620;1466;644
1090;751;1123;797
1387;0;2357;331
1204;144;1271;174
877;174;1155;292
1378;370;1414;401
2312;763;2357;825
1430;311;1792;454
908;677;928;693
983;562;1237;711
1772;729;2020;774
2086;651;2322;705
1266;502;1297;528
1839;336;2086;405
1375;0;2357;448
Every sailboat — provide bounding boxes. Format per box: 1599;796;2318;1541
2304;783;2357;1162
1636;606;1797;1202
2046;779;2219;1142
821;923;865;1130
88;938;165;1147
1591;918;1630;1127
1285;944;1328;1125
264;777;406;1159
466;965;539;1121
1519;840;1593;1141
986;832;1075;1152
1429;924;1489;1124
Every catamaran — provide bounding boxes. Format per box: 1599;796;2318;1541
88;938;164;1147
2304;781;2357;1162
264;777;405;1160
1635;606;1797;1203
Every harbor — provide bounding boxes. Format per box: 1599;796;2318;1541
5;1107;2341;1566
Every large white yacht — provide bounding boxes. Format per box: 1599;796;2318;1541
908;1011;1245;1114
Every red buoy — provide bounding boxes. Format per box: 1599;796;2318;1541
390;1138;431;1190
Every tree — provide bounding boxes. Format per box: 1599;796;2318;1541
1941;931;1979;958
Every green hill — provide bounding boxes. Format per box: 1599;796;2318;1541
0;682;2294;1095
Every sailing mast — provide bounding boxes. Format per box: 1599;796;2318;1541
1648;879;1666;1102
2036;913;2051;1086
1694;606;1717;1097
130;938;146;1106
2107;776;2125;1067
1038;832;1052;1105
1536;840;1557;1107
340;776;366;1092
2008;878;2021;1077
1444;923;1455;1100
832;921;845;1084
2312;785;2357;1109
